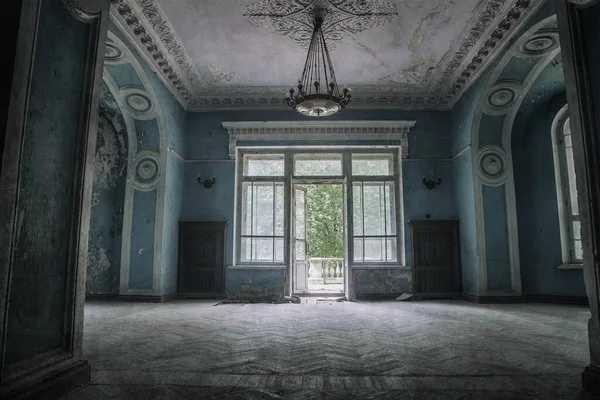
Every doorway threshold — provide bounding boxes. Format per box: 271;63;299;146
294;292;345;297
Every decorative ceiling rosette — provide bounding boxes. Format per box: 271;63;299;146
243;0;398;49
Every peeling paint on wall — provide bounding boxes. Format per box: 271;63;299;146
355;269;412;294
86;82;129;295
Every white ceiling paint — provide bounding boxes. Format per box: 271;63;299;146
109;0;547;110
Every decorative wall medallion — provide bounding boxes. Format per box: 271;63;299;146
104;40;127;64
243;0;398;50
120;87;155;119
482;81;522;116
517;29;559;57
133;149;161;190
477;145;508;185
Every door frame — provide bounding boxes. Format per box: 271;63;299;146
290;179;347;297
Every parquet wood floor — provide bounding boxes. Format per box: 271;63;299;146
59;300;598;399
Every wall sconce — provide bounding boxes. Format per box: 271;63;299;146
422;176;442;190
197;176;216;188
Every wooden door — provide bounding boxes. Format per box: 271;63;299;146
178;221;227;298
410;220;461;295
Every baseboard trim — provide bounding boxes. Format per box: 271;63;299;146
527;294;589;306
462;293;589;305
85;294;179;303
2;360;90;400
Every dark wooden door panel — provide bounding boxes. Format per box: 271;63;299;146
410;220;461;295
179;221;227;298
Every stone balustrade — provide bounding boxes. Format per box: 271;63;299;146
308;258;344;284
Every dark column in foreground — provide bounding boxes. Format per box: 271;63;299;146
556;0;600;394
0;1;109;399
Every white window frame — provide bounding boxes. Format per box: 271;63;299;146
551;105;583;269
232;147;404;268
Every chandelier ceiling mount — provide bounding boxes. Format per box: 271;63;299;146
285;8;351;117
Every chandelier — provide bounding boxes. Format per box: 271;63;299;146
285;12;351;117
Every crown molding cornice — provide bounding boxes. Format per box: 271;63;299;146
222;120;416;160
108;0;545;112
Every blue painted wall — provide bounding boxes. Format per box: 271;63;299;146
87;83;128;295
108;22;187;296
450;68;494;295
512;61;585;296
182;109;455;296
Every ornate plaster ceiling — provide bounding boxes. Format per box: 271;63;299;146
109;0;545;111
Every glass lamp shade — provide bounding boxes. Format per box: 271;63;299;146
295;95;342;117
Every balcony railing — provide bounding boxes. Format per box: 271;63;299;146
308;257;343;285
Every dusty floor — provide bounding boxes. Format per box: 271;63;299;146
59;299;599;399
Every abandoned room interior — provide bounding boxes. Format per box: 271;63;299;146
2;0;600;399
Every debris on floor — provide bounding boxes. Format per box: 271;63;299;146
395;293;413;301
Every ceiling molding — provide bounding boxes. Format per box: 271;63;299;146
108;0;545;112
222;120;416;160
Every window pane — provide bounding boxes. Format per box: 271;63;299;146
253;238;273;261
243;154;284;176
574;239;583;260
295;189;305;239
352;154;393;176
241;183;253;235
573;220;581;240
240;237;252;262
565;147;579;216
254;183;274;235
353;183;363;236
386;238;397;262
354;238;363;262
564;134;572;148
364;238;384;261
385;182;396;235
294;154;342;176
275;238;284;262
363;183;385;235
275;183;284;236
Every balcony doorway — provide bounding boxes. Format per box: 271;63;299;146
293;183;346;296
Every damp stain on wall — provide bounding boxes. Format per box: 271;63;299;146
86;82;128;295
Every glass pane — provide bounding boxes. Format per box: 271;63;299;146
275;183;284;236
564;134;572;148
354;238;363;262
352;154;393;176
386;238;397;262
565;148;579;216
363;183;385;236
253;238;273;262
574;240;583;260
243;154;284;176
240;237;252;262
295;240;305;261
364;238;384;261
241;183;253;235
353;183;363;236
254;183;274;236
385;182;396;235
294;154;342;176
275;238;284;262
